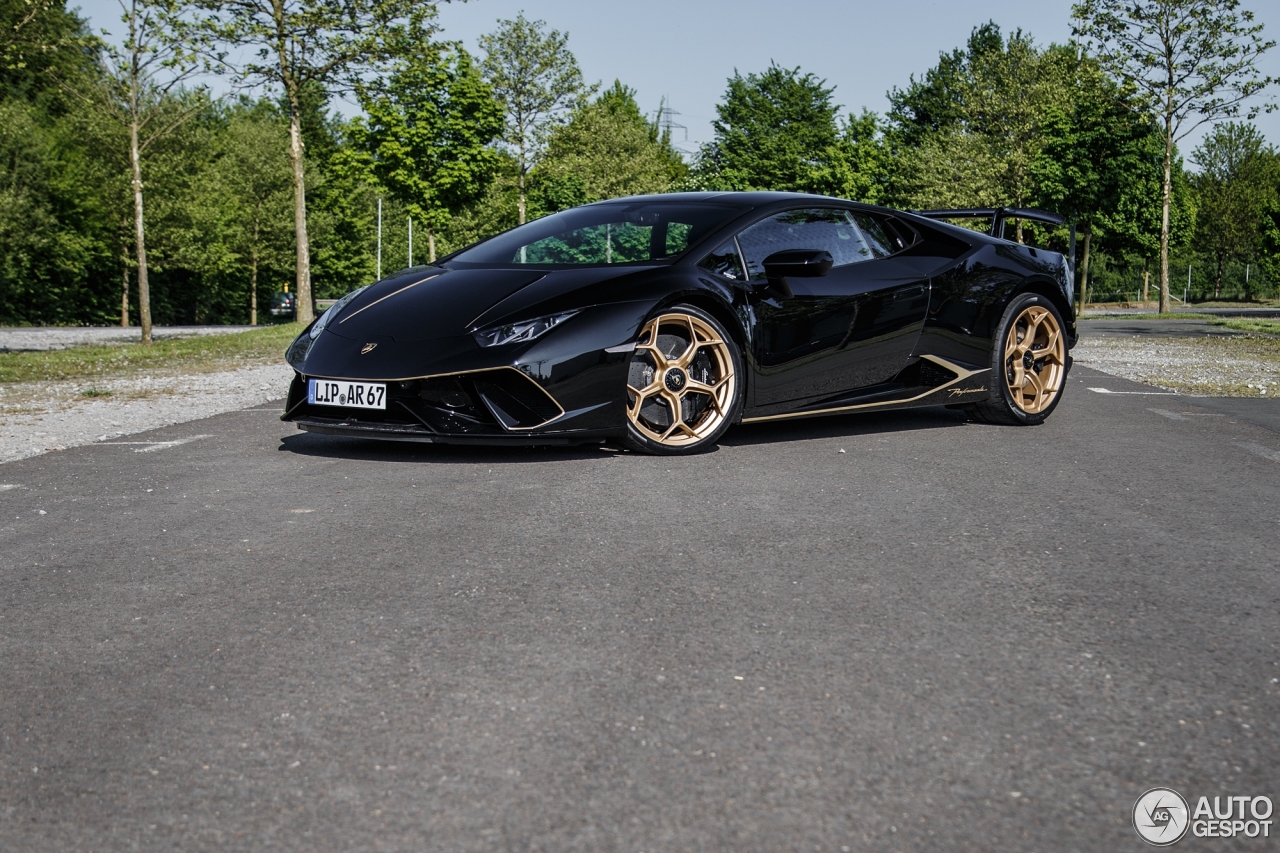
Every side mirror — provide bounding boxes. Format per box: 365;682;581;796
762;249;834;279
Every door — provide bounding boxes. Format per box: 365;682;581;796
740;207;930;406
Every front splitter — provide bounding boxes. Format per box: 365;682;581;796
294;419;610;447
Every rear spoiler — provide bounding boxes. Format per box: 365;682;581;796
914;207;1076;267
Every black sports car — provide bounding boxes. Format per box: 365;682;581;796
283;192;1076;454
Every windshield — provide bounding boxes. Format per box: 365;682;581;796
446;202;747;267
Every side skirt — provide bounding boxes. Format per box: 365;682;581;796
740;355;990;424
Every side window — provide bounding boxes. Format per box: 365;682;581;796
851;212;917;256
665;221;694;256
736;208;873;280
698;238;746;280
850;213;896;258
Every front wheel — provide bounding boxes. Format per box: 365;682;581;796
968;292;1068;425
623;306;743;455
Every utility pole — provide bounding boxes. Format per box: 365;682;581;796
656;99;693;158
376;197;383;280
408;216;413;267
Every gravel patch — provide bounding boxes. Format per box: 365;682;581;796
0;362;293;464
0;325;256;352
1073;335;1280;396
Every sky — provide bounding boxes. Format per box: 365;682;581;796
72;0;1280;161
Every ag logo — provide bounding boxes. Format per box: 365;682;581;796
360;342;378;354
1134;788;1190;846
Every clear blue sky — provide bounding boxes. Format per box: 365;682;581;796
73;0;1280;160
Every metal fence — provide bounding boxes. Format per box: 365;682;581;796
1085;254;1276;304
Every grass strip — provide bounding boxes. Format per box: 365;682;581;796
0;323;303;384
1211;318;1280;336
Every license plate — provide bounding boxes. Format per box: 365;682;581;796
307;379;386;410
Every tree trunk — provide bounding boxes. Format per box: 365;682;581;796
286;88;313;324
250;254;258;326
1078;229;1092;313
428;225;435;263
517;168;526;225
121;262;129;327
250;217;260;326
1142;259;1149;305
1214;253;1224;300
130;115;152;345
1158;120;1173;314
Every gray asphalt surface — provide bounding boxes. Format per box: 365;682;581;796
1078;318;1252;338
1084;307;1280;319
2;367;1278;852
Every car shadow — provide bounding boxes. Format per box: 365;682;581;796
277;431;617;464
277;406;969;463
721;405;970;447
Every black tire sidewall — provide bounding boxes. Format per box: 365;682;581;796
987;292;1067;425
623;305;744;455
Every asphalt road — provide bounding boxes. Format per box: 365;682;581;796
2;368;1278;852
1077;318;1249;339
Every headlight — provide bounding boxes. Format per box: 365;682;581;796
310;286;369;340
474;310;579;348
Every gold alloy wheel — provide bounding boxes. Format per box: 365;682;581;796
1004;304;1065;414
626;312;736;447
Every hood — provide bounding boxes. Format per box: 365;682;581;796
322;268;547;343
324;264;665;342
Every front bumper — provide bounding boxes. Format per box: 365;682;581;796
282;368;619;445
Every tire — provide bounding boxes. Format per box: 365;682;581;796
968;292;1068;426
622;305;744;455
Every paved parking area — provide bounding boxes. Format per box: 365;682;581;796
1;368;1278;851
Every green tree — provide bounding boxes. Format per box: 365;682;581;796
889;26;1072;242
0;2;119;325
1190;122;1278;298
532;81;686;212
1031;56;1166;307
1073;0;1277;312
885;21;1004;150
815;110;889;204
479;12;588;224
359;41;502;262
180;107;293;323
0;101;106;323
696;62;839;192
91;0;204;343
193;0;442;322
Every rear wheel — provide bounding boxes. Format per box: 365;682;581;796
623;306;743;455
969;293;1068;425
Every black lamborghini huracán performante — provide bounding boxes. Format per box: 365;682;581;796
283;192;1076;454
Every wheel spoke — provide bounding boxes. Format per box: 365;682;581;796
684;381;725;415
1024;309;1044;341
637;343;669;370
1033;329;1062;363
1004;326;1023;360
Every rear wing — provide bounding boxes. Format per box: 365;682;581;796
913;207;1076;267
